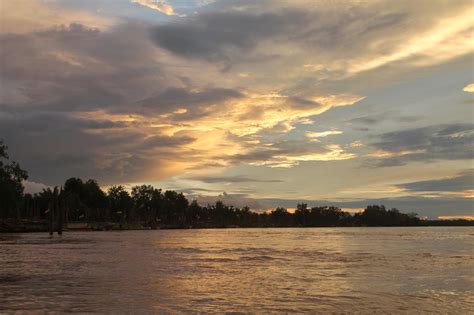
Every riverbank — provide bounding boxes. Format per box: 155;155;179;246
1;219;473;233
0;219;152;233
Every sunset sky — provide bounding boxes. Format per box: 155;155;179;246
0;0;472;218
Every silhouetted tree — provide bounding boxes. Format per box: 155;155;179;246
0;140;28;218
187;200;204;226
294;203;309;226
162;190;188;226
270;207;292;226
107;185;133;222
353;205;421;226
62;177;86;221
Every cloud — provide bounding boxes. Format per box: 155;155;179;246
150;9;308;62
225;93;363;137
463;83;474;93
139;87;244;116
0;17;364;185
347;115;382;125
438;216;474;220
227;140;356;168
150;1;473;76
346;111;420;126
368;124;474;166
187;175;283;184
0;111;196;185
306;130;343;138
396;170;474;193
0;21;201;184
0;0;114;34
347;8;473;74
131;0;182;16
349;141;364;148
23;180;49;194
0;22;165;114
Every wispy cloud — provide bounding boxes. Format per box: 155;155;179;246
306;130;343;139
348;8;474;74
399;170;473;191
396;170;474;199
187;175;283;184
131;0;182;16
150;1;473;77
368;124;474;166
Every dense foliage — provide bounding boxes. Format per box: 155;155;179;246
0;140;28;218
2;172;424;227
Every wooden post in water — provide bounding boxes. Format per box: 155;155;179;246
48;200;54;236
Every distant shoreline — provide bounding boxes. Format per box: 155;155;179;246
1;218;472;233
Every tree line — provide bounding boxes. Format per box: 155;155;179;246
1;140;471;229
7;180;424;228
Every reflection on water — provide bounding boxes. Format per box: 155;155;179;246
1;227;473;312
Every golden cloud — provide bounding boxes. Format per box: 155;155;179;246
463;83;474;93
131;0;183;16
71;90;362;178
348;8;474;74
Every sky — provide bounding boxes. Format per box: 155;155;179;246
0;0;473;219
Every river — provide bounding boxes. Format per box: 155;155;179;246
1;227;473;313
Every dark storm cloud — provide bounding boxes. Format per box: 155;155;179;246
151;10;308;62
139;87;243;116
0;21;242;185
150;6;406;65
0;24;141;183
369;124;474;166
0;112;128;132
0;110;195;185
187;175;283;184
0;22;165;113
396;170;474;192
0;21;245;117
139;134;195;149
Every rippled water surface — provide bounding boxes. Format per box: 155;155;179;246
1;227;473;313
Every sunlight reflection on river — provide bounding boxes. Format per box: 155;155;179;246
1;227;473;312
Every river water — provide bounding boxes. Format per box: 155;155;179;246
0;227;473;313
